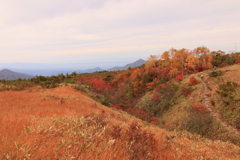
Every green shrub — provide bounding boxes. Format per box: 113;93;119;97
64;78;76;84
209;70;223;77
181;107;214;137
103;74;113;82
100;95;110;106
216;81;238;99
142;83;179;117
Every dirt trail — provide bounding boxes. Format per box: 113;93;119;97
200;78;240;136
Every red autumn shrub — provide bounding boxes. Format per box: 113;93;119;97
130;68;137;72
150;121;157;125
152;117;158;120
235;60;240;64
146;82;154;89
151;92;159;101
195;65;204;72
175;74;184;81
112;104;123;110
192;103;207;112
160;83;165;87
150;117;158;125
188;77;198;86
181;88;192;96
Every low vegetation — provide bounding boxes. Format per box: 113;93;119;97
208;70;223;77
1;47;240;159
0;72;80;91
0;90;239;159
213;81;240;129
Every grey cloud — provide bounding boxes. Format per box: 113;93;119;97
1;0;112;25
0;0;239;66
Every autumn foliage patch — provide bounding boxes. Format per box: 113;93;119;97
112;104;123;110
160;83;165;87
188;77;198;86
175;74;184;81
192;103;208;112
181;88;192;96
73;48;240;130
151;92;159;101
150;117;158;125
91;79;110;92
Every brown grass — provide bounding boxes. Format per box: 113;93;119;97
0;87;239;159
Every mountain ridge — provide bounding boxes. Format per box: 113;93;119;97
0;59;146;77
0;69;34;80
107;59;145;71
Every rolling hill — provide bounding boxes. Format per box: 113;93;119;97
0;86;239;159
0;69;34;80
0;57;240;159
135;64;240;143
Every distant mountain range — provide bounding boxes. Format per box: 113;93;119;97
78;59;145;73
77;67;104;73
0;69;34;80
107;59;145;71
0;59;146;79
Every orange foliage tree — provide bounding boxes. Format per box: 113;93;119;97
145;55;159;68
193;46;210;67
185;55;198;72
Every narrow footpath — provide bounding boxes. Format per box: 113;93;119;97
200;77;240;136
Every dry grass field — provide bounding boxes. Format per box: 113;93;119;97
0;86;239;159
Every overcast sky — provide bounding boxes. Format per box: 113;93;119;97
0;0;240;69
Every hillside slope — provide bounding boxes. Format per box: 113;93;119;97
201;65;240;133
0;69;34;80
0;86;239;159
135;64;240;144
200;76;240;136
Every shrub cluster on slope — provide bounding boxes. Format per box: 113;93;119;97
0;72;80;91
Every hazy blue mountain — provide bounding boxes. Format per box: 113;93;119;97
107;59;145;71
0;63;105;76
77;67;104;73
0;69;34;80
0;59;145;77
10;67;104;76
